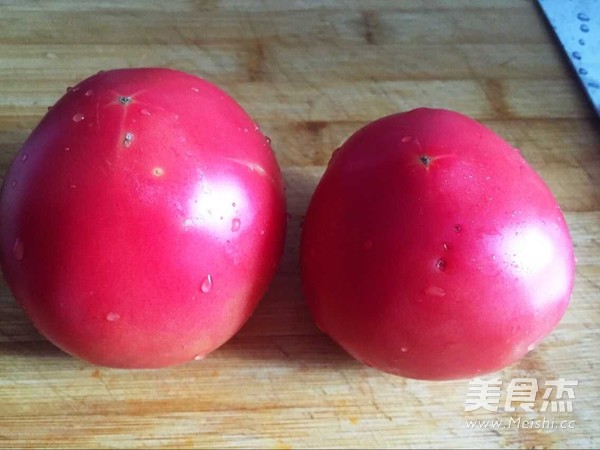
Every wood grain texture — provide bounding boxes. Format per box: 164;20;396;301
0;1;598;448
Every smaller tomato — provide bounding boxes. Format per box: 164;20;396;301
301;108;575;380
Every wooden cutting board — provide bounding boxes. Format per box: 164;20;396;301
0;1;598;448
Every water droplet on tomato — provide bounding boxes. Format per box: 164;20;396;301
13;238;24;260
400;347;409;353
66;86;73;93
426;286;446;297
436;259;447;271
72;113;85;122
123;132;134;147
106;312;120;321
140;109;151;116
231;218;241;232
193;354;204;361
200;275;213;293
85;90;93;96
401;136;413;143
11;180;17;188
191;87;199;92
21;154;28;162
328;148;341;166
265;136;272;144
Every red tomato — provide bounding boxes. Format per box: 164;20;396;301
0;68;286;368
301;108;574;380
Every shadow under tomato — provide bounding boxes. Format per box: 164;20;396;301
0;278;70;360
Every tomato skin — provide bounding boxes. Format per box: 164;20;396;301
301;108;574;380
0;68;286;368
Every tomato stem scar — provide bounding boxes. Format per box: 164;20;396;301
419;155;431;166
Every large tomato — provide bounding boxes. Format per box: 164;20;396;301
301;108;574;380
0;68;286;368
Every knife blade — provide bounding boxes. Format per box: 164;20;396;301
538;0;600;117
